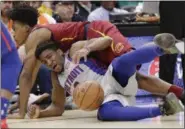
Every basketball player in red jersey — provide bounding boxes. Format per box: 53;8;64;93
7;5;132;119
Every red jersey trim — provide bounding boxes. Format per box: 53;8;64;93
1;31;12;51
89;28;115;51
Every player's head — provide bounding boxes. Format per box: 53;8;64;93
8;5;39;46
35;41;65;73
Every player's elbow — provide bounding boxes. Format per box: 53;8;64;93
100;36;112;49
54;105;65;116
51;102;65;116
104;36;113;46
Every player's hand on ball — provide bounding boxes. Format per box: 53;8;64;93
27;104;40;119
72;47;90;64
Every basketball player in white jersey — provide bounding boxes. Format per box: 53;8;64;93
28;34;184;120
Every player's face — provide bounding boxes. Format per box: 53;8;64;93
12;21;30;46
39;49;65;73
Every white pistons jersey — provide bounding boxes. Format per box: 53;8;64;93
58;54;138;106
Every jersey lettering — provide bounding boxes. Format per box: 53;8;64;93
64;65;84;90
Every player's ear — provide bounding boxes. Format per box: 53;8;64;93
57;49;63;56
24;24;31;32
74;82;80;88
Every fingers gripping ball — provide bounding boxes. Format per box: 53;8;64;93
73;81;104;111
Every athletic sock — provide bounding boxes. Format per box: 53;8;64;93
1;97;9;120
168;85;183;99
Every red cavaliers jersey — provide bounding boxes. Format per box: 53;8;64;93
33;21;132;66
33;22;89;52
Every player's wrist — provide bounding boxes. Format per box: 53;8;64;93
83;46;91;54
19;112;26;118
19;108;27;118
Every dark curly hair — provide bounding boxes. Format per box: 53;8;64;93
35;40;59;59
8;4;38;27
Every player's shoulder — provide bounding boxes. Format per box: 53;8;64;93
31;24;52;34
25;27;52;51
29;26;52;42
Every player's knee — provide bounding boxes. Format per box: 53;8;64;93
97;104;110;121
97;100;121;121
112;56;129;71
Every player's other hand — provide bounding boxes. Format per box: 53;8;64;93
7;112;25;119
72;47;90;64
8;102;19;114
27;104;40;119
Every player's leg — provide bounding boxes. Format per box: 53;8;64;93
112;33;184;87
35;65;52;105
98;100;161;121
98;93;183;121
112;43;164;87
1;50;22;127
37;65;52;95
1;21;22;128
137;73;184;105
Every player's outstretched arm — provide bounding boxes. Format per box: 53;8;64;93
20;53;41;115
8;28;52;119
85;37;113;52
72;37;112;63
7;50;41;119
28;72;65;119
40;72;65;118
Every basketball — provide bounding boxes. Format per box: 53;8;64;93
73;81;104;111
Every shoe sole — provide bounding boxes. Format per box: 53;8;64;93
154;33;184;54
175;42;185;54
166;93;184;113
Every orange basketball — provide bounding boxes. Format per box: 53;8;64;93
73;81;104;111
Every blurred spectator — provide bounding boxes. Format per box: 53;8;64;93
29;1;42;9
135;2;160;23
159;2;185;87
38;2;53;16
88;1;128;22
142;1;159;15
28;2;56;25
1;1;13;31
76;1;97;20
12;1;29;7
53;1;84;22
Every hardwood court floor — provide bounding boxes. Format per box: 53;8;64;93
8;110;184;128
